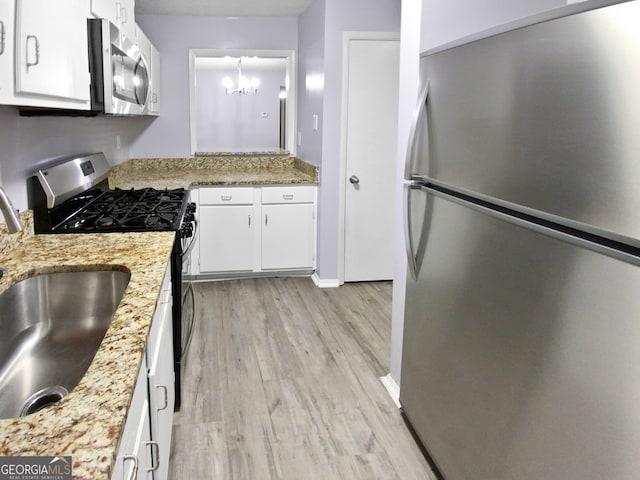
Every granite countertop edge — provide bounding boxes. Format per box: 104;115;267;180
108;156;318;190
0;211;175;480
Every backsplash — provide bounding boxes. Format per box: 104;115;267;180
0;106;152;212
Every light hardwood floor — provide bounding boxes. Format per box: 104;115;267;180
170;277;435;480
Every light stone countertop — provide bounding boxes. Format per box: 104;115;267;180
0;211;176;480
109;156;318;190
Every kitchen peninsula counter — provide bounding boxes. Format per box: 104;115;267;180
109;156;318;190
0;211;176;479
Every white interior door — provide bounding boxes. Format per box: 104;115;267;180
343;37;400;282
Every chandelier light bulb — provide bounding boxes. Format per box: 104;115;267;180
223;58;259;96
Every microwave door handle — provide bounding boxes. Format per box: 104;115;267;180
404;79;430;182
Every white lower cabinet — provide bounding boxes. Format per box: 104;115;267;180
112;263;174;480
262;203;315;270
196;185;316;275
199;204;255;273
112;356;152;480
146;268;174;480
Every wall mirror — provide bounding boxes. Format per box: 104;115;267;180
189;49;296;155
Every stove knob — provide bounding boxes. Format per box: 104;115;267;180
184;213;195;223
186;202;197;214
181;223;193;238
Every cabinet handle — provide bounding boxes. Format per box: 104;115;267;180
248;214;251;227
283;194;294;200
265;214;268;226
123;454;138;480
156;385;169;411
25;35;40;69
116;2;127;23
146;441;160;472
0;21;5;56
221;195;232;201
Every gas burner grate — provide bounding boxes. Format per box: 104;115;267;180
53;187;188;232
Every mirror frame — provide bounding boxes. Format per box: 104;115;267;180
188;48;297;155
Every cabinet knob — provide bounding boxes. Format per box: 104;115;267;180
0;21;5;56
145;441;160;472
349;175;360;185
123;454;139;480
156;385;169;411
25;35;40;69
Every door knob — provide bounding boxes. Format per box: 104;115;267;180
349;175;360;185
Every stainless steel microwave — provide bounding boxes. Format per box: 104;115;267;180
88;19;150;115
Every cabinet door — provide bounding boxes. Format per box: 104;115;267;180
147;289;174;480
262;203;315;270
91;0;135;39
148;44;161;114
199;205;254;272
117;0;136;40
111;357;152;480
90;0;120;25
0;0;14;104
15;0;90;104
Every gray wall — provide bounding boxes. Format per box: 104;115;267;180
195;67;286;152
389;0;422;390
0;106;140;212
302;0;401;282
296;0;326;169
131;15;298;158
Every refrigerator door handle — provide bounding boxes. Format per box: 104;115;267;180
404;181;433;279
404;79;430;181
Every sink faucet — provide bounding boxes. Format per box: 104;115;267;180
0;186;23;234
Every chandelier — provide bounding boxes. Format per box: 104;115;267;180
222;57;260;96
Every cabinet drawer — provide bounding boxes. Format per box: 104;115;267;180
199;187;254;205
262;186;316;204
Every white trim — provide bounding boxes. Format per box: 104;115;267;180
188;48;297;156
311;273;340;288
380;373;401;408
338;32;401;284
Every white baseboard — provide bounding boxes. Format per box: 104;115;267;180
311;273;340;288
380;373;401;409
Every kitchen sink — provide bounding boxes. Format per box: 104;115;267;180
0;269;130;419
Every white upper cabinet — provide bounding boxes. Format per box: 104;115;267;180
14;0;91;108
0;0;14;104
91;0;136;40
148;43;161;114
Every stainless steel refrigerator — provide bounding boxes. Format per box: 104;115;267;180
400;1;640;479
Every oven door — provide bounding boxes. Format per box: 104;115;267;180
88;19;149;115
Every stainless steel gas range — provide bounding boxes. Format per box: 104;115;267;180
30;152;196;410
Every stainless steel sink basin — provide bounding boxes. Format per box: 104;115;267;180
0;269;130;419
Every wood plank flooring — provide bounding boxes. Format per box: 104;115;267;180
170;277;435;480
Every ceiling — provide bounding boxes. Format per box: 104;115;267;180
135;0;314;17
